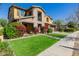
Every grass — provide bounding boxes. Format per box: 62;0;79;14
8;35;59;56
48;33;67;38
0;41;13;56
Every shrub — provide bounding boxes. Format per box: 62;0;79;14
59;28;64;32
0;18;8;27
16;25;26;36
4;22;26;39
41;26;45;33
10;22;26;36
4;24;18;39
44;26;49;33
0;41;13;56
47;28;52;33
10;22;22;27
33;27;39;34
64;28;75;32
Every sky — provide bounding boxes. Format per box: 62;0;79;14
0;3;78;21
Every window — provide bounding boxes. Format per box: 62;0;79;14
29;11;32;16
18;9;25;16
25;11;32;16
20;10;25;16
17;9;20;16
38;11;42;21
46;17;49;22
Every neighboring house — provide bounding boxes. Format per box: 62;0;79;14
8;5;56;32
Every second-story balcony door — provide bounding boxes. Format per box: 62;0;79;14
38;11;42;21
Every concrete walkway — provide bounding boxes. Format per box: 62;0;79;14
38;31;79;56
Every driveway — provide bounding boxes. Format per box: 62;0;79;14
38;31;79;56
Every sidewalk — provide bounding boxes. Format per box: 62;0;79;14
38;31;79;56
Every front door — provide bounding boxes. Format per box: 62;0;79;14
22;22;34;33
38;24;42;32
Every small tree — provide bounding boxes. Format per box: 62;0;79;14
54;19;64;31
67;21;76;28
0;18;8;27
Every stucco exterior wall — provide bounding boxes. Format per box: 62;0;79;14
14;8;20;19
42;10;45;26
32;8;38;27
8;6;53;28
19;17;34;23
44;16;53;24
8;7;14;22
32;8;45;27
9;7;20;21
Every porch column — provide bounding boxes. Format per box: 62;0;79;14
42;11;45;27
32;8;38;27
34;23;37;27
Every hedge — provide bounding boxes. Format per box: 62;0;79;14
64;28;75;32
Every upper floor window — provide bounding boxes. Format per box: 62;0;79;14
46;17;49;22
25;10;32;16
17;9;25;16
17;9;19;16
20;10;25;16
38;11;42;21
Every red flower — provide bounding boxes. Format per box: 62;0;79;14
16;24;26;36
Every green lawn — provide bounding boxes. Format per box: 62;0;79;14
8;35;59;56
48;33;67;38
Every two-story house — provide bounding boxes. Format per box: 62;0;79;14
8;5;56;32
